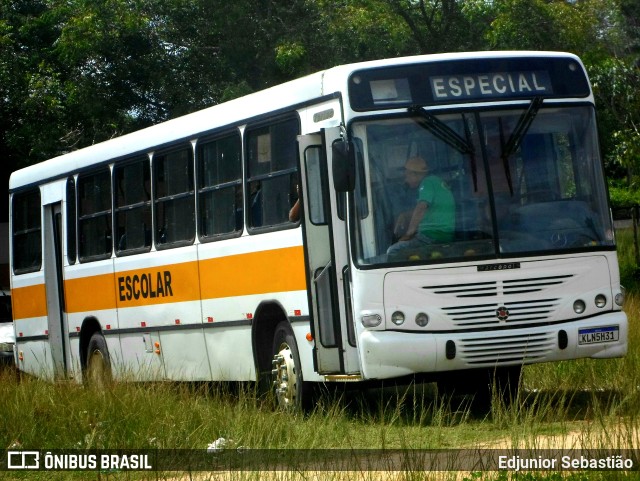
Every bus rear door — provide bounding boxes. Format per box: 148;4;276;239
43;201;69;379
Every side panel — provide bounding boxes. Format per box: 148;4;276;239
10;97;347;383
198;230;308;381
113;246;207;381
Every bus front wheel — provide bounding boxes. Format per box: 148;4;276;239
271;321;310;411
84;332;112;389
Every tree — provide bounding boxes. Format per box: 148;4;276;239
590;57;640;180
619;0;640;63
0;1;68;168
487;0;614;55
382;0;494;53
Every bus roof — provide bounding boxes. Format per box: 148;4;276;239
9;50;581;191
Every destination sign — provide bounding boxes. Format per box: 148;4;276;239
430;71;553;102
348;56;590;111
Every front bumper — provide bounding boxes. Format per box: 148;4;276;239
358;311;628;380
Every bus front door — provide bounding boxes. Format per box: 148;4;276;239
298;129;359;376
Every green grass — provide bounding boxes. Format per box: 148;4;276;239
1;231;639;480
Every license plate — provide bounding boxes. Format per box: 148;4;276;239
578;326;619;345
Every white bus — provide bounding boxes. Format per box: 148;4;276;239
9;51;627;408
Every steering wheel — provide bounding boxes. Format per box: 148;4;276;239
550;230;599;248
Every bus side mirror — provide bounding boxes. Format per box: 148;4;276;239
332;140;356;192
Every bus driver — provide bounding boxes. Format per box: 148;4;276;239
387;156;455;257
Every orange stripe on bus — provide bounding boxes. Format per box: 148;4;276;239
65;273;117;313
199;246;307;299
13;246;307;319
11;284;47;319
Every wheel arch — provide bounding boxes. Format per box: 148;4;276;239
79;316;104;371
251;300;291;381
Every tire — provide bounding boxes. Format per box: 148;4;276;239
84;332;112;389
271;321;311;411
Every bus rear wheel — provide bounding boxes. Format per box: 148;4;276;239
84;332;112;389
271;321;311;411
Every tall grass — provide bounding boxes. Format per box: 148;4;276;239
1;366;637;480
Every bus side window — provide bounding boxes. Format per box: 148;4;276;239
153;146;195;248
246;116;300;230
197;132;243;240
12;189;42;273
114;157;152;255
78;169;112;262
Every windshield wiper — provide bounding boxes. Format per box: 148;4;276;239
409;106;474;156
409;107;478;191
499;97;544;196
502;97;543;158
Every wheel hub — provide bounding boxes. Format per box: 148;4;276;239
272;343;297;408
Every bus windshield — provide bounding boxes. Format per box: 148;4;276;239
350;105;614;267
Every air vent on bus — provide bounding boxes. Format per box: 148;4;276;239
459;331;555;366
424;281;498;298
424;275;573;298
502;275;573;295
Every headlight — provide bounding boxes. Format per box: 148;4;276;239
615;287;625;307
391;311;405;326
415;313;429;327
573;300;586;314
595;294;607;308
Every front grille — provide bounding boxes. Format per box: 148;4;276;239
422;274;573;329
443;298;560;328
459;331;556;365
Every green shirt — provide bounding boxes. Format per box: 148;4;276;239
417;175;455;242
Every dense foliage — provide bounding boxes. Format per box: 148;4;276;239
1;0;639;181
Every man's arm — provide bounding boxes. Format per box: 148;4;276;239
288;199;301;222
400;201;427;241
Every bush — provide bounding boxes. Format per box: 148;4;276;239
608;183;640;209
